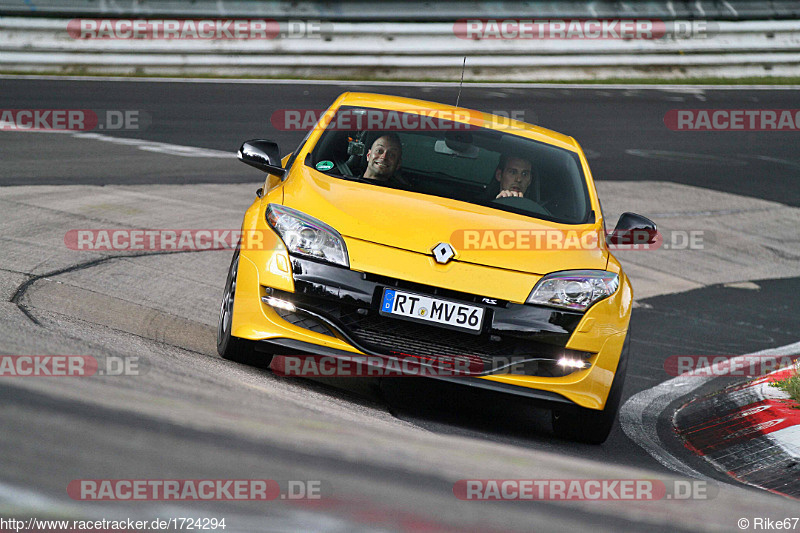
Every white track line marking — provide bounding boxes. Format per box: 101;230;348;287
73;132;233;158
0;123;233;158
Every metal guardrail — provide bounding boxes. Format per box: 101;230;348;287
2;17;800;80
1;0;800;21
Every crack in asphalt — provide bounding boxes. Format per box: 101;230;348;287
8;248;218;326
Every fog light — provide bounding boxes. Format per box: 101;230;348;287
262;296;296;312
557;357;587;370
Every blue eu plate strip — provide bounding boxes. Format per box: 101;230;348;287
381;289;395;312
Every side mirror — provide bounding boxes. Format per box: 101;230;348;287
607;212;658;245
238;140;285;177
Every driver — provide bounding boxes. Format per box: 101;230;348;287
494;154;532;199
363;134;402;182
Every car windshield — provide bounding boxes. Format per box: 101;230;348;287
308;105;592;224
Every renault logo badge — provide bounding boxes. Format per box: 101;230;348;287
432;242;455;264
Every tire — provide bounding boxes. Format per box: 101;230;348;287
551;331;630;444
217;250;272;367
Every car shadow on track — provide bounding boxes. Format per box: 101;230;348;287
378;377;556;442
264;365;598;449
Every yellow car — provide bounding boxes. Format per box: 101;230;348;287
217;92;656;444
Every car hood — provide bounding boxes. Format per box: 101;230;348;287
281;167;608;275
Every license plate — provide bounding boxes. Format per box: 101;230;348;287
380;288;484;333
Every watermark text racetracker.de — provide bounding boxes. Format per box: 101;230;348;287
453;19;711;40
665;355;800;377
65;229;266;252
665;109;800;131
453;479;717;501
270;108;529;132
0;355;143;377
271;354;486;377
67;18;325;39
0;109;149;132
68;479;324;501
449;228;705;251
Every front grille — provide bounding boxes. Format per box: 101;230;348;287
345;314;511;362
269;289;590;377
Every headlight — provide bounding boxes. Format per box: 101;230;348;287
526;270;619;312
266;204;349;267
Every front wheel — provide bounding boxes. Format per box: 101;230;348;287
217;250;270;366
551;332;630;444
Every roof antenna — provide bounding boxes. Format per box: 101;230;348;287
455;56;466;108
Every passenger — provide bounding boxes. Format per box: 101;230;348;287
363;134;402;182
494;154;532;199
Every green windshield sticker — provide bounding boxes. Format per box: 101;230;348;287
316;160;334;171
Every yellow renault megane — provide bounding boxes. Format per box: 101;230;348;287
217;92;656;444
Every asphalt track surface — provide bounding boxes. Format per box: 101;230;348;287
1;77;800;532
3;78;800;207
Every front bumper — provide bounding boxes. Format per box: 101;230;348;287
232;246;631;410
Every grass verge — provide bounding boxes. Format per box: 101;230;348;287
772;367;800;404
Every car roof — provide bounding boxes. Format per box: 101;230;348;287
337;91;580;152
